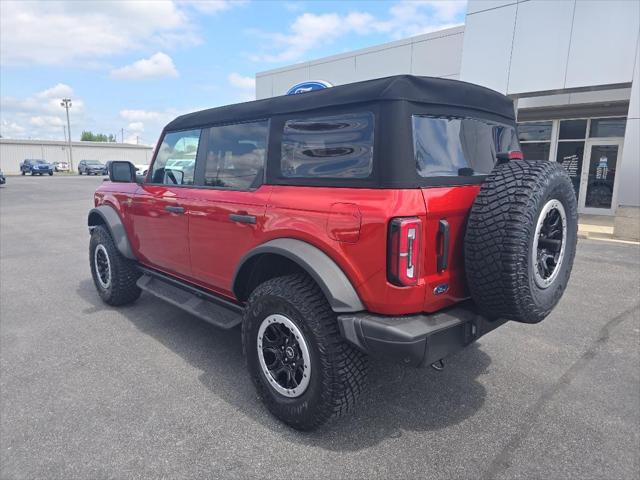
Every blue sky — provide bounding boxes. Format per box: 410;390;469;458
0;0;466;145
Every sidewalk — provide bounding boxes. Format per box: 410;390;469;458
579;214;639;244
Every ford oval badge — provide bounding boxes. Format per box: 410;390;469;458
433;283;449;295
286;80;333;95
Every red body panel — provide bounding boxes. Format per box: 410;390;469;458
94;181;479;316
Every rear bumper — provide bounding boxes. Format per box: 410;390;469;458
337;302;507;367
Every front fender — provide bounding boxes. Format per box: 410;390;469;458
87;205;136;260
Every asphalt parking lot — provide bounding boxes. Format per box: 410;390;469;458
1;175;639;480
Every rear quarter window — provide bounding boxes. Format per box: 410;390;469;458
413;115;518;178
281;112;374;179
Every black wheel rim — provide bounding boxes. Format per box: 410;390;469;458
257;314;311;397
94;244;111;289
533;199;567;288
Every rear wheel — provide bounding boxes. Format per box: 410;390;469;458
464;160;578;323
89;225;141;306
242;274;368;430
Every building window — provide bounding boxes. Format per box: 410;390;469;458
517;121;552;161
558;119;587;140
589;117;626;138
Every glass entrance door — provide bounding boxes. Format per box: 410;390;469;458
579;140;623;215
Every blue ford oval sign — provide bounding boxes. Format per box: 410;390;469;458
286;80;333;95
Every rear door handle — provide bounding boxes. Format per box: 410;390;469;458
165;205;185;214
437;219;450;272
229;213;257;224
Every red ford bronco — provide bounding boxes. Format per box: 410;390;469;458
88;75;577;430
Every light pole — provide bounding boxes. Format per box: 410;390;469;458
60;98;74;171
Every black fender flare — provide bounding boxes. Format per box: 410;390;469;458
87;205;136;260
233;238;365;313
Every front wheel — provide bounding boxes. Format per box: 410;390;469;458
242;274;368;430
89;225;141;306
48;171;53;176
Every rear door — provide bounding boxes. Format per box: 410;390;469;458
188;120;271;297
129;129;202;278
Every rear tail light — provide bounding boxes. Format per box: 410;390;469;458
388;217;422;286
496;150;524;163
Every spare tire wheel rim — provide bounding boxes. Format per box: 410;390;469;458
532;199;567;289
257;314;311;398
94;244;112;289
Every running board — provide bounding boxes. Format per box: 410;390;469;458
136;273;242;329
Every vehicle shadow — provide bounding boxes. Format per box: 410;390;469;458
77;278;491;452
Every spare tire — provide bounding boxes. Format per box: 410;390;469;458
464;160;578;323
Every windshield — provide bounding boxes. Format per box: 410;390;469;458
33;160;46;164
86;161;103;166
413;115;519;178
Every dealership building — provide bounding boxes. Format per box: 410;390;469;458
256;0;640;239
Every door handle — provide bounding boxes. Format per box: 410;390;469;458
437;219;450;272
165;205;185;214
229;213;257;224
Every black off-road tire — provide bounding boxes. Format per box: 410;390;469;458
89;225;141;306
242;274;368;430
464;160;578;323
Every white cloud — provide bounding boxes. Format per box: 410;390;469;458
251;0;466;63
0;84;86;139
128;122;145;132
0;0;242;66
111;52;179;80
227;73;256;102
178;0;247;14
120;109;167;122
0;120;26;137
36;84;74;99
228;73;256;90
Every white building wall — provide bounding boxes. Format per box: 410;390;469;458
256;26;464;99
0;140;153;174
460;0;640;95
618;37;640;208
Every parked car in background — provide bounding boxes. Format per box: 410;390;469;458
53;161;70;172
78;160;106;175
134;164;150;176
0;169;5;185
20;159;53;176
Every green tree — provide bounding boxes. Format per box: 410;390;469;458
81;131;116;142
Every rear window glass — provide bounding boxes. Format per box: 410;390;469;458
413;115;518;177
281;112;374;179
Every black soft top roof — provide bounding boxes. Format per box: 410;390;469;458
165;75;515;131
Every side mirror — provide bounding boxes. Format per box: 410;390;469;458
108;161;136;183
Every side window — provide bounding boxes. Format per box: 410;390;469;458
281;112;374;179
203;120;268;190
150;129;201;185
